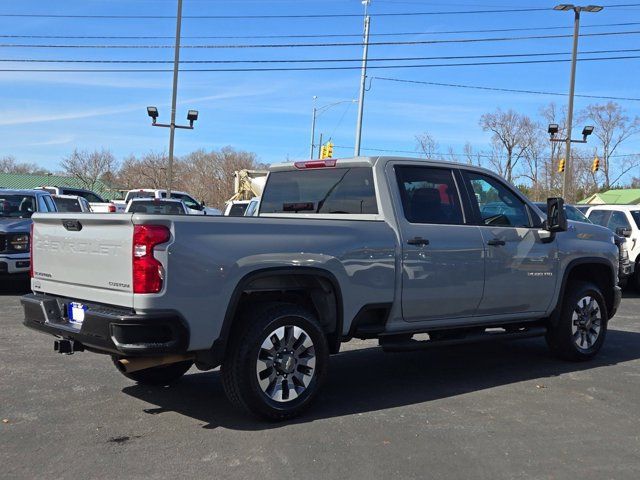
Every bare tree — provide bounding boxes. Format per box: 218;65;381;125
463;142;482;166
415;132;440;159
480;108;534;183
182;146;265;209
60;148;118;191
0;156;49;175
579;102;640;189
117;151;182;191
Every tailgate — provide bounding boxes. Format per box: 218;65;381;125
31;213;134;308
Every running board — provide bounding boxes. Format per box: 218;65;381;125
379;326;547;352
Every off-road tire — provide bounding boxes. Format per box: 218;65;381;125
546;281;608;361
221;303;329;420
111;356;193;385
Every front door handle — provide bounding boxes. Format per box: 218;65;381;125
407;236;430;246
487;239;506;246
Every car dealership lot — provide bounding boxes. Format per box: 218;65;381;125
1;280;639;480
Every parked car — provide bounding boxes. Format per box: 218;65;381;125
0;189;56;275
224;199;250;216
52;194;91;213
125;198;188;215
586;205;640;290
36;186;116;213
113;189;220;215
22;157;621;420
534;202;632;284
244;197;261;217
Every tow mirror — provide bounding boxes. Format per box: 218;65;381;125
616;226;632;238
546;197;567;232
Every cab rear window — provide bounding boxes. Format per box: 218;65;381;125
260;167;377;214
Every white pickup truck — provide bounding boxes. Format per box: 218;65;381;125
36;186;116;213
113;189;221;215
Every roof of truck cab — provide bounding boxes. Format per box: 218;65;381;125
269;156;499;176
0;188;51;196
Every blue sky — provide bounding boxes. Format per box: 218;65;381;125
1;0;639;173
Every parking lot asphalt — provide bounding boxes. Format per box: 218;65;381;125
1;278;639;480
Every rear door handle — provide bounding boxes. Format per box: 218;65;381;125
487;239;506;246
407;237;430;246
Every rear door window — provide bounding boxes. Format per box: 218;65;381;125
261;167;378;214
54;197;82;212
394;166;464;225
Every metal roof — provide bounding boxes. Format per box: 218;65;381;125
0;173;117;199
578;189;640;205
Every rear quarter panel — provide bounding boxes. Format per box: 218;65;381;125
134;216;398;351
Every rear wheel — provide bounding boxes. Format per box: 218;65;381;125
221;304;329;420
546;281;608;361
111;356;193;385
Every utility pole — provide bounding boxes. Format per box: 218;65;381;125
553;4;603;201
354;0;371;157
166;0;183;197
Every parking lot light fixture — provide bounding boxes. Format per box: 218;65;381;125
548;124;559;137
187;110;198;127
147;106;159;125
554;4;574;10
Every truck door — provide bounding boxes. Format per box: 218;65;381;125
460;171;558;315
390;164;485;322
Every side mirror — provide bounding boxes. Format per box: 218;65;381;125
546;197;567;232
200;200;206;207
616;227;632;238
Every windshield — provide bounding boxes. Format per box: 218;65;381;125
534;203;591;224
0;195;36;218
128;200;185;215
630;210;640;229
260;167;378;214
54;197;84;213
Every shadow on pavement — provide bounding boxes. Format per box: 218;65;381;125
0;275;31;296
123;328;640;431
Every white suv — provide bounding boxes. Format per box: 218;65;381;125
586;205;640;289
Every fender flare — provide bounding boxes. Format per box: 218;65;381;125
204;267;344;368
549;257;616;325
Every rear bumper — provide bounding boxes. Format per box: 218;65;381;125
21;293;189;356
0;254;30;275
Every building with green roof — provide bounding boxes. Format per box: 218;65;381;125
0;172;120;200
578;189;640;205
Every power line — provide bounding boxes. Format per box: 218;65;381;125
331;145;640;159
2;4;640;19
1;22;638;40
4;48;639;65
372;76;640;102
1;30;639;49
1;55;638;73
1;4;637;19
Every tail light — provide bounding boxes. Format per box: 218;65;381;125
108;204;116;213
132;225;170;294
29;223;34;278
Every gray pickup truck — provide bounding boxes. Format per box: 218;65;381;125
22;157;621;419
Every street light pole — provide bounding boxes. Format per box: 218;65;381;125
554;3;603;201
562;7;580;201
310;99;357;158
166;0;183;197
354;0;371;157
309;96;318;158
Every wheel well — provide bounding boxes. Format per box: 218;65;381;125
564;262;615;316
203;270;343;369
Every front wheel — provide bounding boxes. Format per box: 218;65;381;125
546;281;608;361
221;304;329;420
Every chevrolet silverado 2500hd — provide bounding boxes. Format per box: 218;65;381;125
21;157;621;419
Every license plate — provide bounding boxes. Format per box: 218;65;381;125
68;302;87;326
